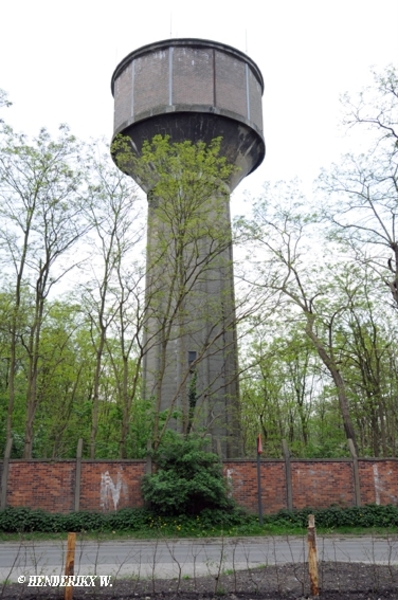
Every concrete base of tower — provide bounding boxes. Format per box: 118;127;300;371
141;288;243;459
141;185;243;459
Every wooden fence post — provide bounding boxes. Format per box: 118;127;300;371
307;514;319;596
64;532;76;600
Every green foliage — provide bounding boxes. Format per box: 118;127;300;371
1;504;397;535
0;508;62;533
112;133;236;194
0;70;397;461
141;436;236;516
268;504;398;529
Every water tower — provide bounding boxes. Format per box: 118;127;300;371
111;38;265;457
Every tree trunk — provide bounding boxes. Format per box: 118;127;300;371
305;314;358;452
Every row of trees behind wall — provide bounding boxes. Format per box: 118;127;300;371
0;66;397;460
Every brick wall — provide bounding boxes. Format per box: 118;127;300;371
79;462;145;512
6;461;75;513
290;461;354;509
1;458;397;514
224;461;287;513
359;460;398;505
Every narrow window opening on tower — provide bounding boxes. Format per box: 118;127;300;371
188;350;197;372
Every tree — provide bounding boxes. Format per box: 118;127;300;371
0;125;90;457
0;89;11;116
79;147;145;458
335;268;398;456
239;324;320;457
31;300;88;458
319;66;398;309
237;182;360;451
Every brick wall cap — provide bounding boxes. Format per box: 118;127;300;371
5;459;77;463
4;457;397;466
111;38;264;96
289;458;352;463
2;459;146;464
223;458;285;463
79;459;146;464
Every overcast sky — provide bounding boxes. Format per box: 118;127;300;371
1;0;397;198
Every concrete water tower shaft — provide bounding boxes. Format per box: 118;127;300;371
111;38;265;457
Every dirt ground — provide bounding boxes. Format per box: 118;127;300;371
1;562;398;600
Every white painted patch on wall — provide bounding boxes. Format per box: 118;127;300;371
226;468;233;496
100;469;127;511
373;464;381;505
372;463;398;505
224;467;243;497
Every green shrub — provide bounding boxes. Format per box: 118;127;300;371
0;507;62;532
198;507;249;528
0;503;397;534
106;507;152;531
266;504;398;529
141;435;236;516
62;511;105;532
